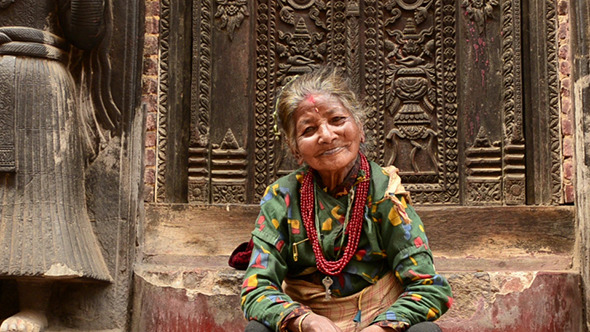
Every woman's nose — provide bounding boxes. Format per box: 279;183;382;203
317;123;337;143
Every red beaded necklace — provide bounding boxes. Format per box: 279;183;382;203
300;153;370;276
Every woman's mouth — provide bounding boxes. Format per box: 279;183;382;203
321;146;344;156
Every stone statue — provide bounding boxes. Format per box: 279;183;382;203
0;0;119;331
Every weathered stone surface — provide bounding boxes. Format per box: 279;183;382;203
137;203;582;331
571;0;590;329
132;265;247;332
437;272;584;331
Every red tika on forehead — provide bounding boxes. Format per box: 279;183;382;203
305;94;316;104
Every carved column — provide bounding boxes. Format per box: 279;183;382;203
522;0;563;204
188;0;251;204
458;0;527;206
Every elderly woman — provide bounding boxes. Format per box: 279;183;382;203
240;67;452;332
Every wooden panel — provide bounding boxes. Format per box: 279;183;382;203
154;0;562;206
522;0;562;204
457;0;527;205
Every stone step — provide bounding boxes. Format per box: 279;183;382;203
131;262;584;332
136;204;582;331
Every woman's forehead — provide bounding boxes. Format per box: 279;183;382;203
294;99;352;124
299;92;342;108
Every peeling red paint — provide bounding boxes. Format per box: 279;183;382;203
132;270;583;332
437;272;583;332
133;277;247;332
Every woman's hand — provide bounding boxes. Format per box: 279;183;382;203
288;312;342;332
359;323;407;332
359;325;395;332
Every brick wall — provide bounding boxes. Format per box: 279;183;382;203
142;0;159;202
557;0;575;203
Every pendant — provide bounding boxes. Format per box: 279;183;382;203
322;276;333;300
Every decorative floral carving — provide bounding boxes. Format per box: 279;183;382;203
215;0;249;40
188;0;212;203
467;182;502;203
461;0;498;34
501;0;525;205
213;185;246;203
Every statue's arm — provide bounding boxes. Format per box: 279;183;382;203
59;0;106;50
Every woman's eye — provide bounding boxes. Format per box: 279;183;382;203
302;126;315;135
331;116;346;124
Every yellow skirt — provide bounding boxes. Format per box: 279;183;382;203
283;272;403;332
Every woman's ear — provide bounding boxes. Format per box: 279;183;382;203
289;143;304;165
294;154;304;165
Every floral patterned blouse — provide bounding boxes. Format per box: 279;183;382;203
241;160;453;331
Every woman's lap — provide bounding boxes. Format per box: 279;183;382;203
244;320;442;332
408;321;442;332
245;320;272;332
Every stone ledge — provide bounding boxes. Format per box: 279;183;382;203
143;204;576;261
131;264;584;332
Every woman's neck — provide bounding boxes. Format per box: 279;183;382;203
315;155;361;194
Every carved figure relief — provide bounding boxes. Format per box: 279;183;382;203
254;0;348;199
276;17;324;83
0;0;119;330
385;18;438;175
363;0;459;204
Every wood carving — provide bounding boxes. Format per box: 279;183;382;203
156;0;170;203
461;0;499;34
215;0;249;40
174;0;561;206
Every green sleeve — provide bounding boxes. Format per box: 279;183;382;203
240;184;301;331
373;200;453;325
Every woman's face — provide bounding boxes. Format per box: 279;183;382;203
292;93;364;184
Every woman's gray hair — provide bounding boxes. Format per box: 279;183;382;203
275;66;366;151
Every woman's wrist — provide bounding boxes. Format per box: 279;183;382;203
280;306;312;332
297;312;311;332
373;320;409;331
283;309;312;332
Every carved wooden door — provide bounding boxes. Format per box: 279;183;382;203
156;0;562;205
